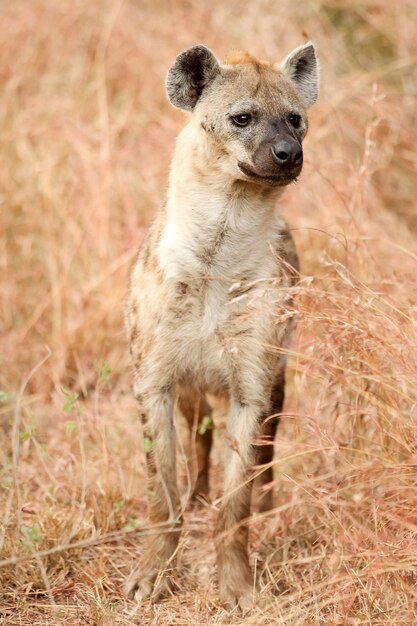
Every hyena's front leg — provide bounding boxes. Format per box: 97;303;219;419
124;387;182;602
216;397;263;611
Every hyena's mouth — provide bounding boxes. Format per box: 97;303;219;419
238;162;300;185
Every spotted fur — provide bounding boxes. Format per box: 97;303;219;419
124;42;319;610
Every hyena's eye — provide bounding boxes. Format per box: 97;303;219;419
231;113;252;127
288;113;301;129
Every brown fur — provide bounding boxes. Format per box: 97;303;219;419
223;50;271;68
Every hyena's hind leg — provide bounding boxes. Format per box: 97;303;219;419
253;369;285;513
178;389;213;502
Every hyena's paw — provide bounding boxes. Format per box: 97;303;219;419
124;567;169;603
218;561;256;613
219;579;255;613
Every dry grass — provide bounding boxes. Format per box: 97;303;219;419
1;0;417;624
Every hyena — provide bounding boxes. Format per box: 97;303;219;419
125;42;319;610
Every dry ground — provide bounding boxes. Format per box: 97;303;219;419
1;0;417;624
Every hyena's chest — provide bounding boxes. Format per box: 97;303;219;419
164;275;277;389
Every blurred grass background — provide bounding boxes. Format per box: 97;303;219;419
1;0;417;624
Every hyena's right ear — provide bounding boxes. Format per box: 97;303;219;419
166;45;220;111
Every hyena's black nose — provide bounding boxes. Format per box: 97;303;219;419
271;140;303;169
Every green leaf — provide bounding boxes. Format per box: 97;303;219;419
61;387;79;413
27;524;41;543
22;523;42;551
143;436;153;454
99;361;112;388
114;499;124;514
0;390;12;404
198;415;213;435
65;420;76;434
122;517;142;532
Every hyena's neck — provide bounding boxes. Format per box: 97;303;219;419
158;124;284;280
167;123;282;221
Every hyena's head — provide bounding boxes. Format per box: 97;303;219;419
166;43;319;187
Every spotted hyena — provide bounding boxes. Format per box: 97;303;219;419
125;42;319;610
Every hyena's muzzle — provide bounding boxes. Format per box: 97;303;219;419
238;118;303;185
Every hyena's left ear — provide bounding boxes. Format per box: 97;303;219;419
166;45;220;111
280;42;319;109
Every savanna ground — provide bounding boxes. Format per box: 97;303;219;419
1;0;417;624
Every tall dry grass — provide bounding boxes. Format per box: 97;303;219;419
1;0;417;624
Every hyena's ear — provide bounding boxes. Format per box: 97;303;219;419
166;45;220;111
280;42;319;109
